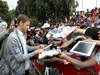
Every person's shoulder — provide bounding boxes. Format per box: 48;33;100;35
8;31;17;40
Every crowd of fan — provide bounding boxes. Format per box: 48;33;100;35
0;7;100;75
26;8;100;46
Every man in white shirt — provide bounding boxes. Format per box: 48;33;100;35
0;14;42;75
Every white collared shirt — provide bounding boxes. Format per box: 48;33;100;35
17;29;30;70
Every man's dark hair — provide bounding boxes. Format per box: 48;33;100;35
85;27;100;40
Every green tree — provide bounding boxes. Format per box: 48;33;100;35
16;0;78;26
0;0;16;25
0;0;9;21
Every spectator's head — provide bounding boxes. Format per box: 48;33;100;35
17;14;31;33
35;27;41;33
0;19;8;32
85;27;100;40
8;19;18;32
41;23;50;29
41;23;50;32
10;18;18;28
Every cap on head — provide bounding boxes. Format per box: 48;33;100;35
41;23;50;28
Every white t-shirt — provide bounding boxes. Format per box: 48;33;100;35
17;29;30;70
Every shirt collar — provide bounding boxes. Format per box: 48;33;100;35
17;29;24;36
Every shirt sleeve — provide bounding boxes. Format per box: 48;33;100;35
7;37;35;63
27;45;36;52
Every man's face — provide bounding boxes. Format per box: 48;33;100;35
44;27;49;32
22;21;30;32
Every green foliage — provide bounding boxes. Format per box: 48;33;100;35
0;0;16;25
0;0;8;20
16;0;78;26
7;10;16;25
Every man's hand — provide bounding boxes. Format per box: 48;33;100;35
39;44;47;48
35;44;46;49
33;49;42;55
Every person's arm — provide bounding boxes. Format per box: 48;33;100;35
60;53;98;68
8;37;41;63
60;38;75;48
27;44;46;52
74;28;86;34
84;38;100;46
91;40;100;46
